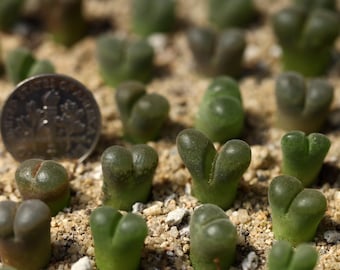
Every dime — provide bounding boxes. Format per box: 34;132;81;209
1;74;101;162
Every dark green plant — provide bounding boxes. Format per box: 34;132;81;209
281;131;330;187
275;72;334;133
101;144;158;211
90;205;148;270
131;0;176;36
187;27;246;77
115;81;170;143
268;175;327;245
96;35;154;87
293;0;337;11
190;204;237;270
208;0;257;29
268;240;318;270
5;47;55;84
176;128;251;210
0;199;51;270
15;159;70;216
272;7;339;76
0;0;23;31
195;76;244;143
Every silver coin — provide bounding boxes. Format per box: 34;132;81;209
1;74;101;162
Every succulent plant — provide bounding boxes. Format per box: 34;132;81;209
281;131;330;187
115;81;170;143
101;144;158;211
268;175;327;245
15;159;70;216
0;199;51;270
190;204;237;270
131;0;176;36
268;240;318;270
208;0;257;29
90;205;148;270
187;27;246;77
176;128;251;210
293;0;337;11
272;6;339;76
96;35;155;87
275;72;334;133
195;76;244;143
5;47;55;84
0;0;23;31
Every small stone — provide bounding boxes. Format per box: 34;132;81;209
179;225;190;237
143;201;163;216
242;251;259;270
71;256;92;270
132;202;145;213
324;230;340;244
165;208;188;226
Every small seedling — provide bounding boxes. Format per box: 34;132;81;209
115;81;170;143
281;131;330;187
269;175;327;245
268;240;318;270
15;159;70;216
293;0;337;11
195;76;244;143
90;205;148;270
272;7;339;76
96;35;154;87
187;27;246;77
131;0;176;36
176;128;251;210
0;199;51;270
275;71;334;133
208;0;257;29
0;0;23;31
101;144;158;211
190;204;237;270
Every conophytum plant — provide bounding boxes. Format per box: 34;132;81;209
90;206;147;270
176;128;251;210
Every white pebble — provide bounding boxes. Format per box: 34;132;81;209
132;202;145;213
166;208;188;226
324;230;340;244
242;251;259;270
71;256;92;270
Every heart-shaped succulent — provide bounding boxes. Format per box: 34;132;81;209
269;175;327;245
96;35;154;87
101;144;158;211
281;130;330;187
15;159;70;216
90;206;148;270
268;240;318;270
0;199;51;270
195;76;244;143
176;128;251;210
115;81;170;143
190;204;237;270
275;72;334;133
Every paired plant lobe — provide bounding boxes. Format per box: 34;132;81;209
115;81;169;143
190;204;237;270
15;159;70;216
177;129;251;209
101;144;158;211
281;131;330;186
90;206;147;270
269;175;327;245
195;76;244;143
0;200;51;270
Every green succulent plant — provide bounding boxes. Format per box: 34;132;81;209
281;131;330;187
90;205;148;270
272;6;339;76
15;159;70;216
268;240;318;270
268;175;327;245
293;0;337;11
101;144;158;211
187;27;246;77
131;0;176;36
275;72;334;133
190;204;237;270
176;128;251;210
208;0;257;29
195;76;244;143
96;35;154;87
115;81;170;143
5;47;55;84
0;0;23;31
0;199;51;270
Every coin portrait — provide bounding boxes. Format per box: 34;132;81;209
0;74;101;162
